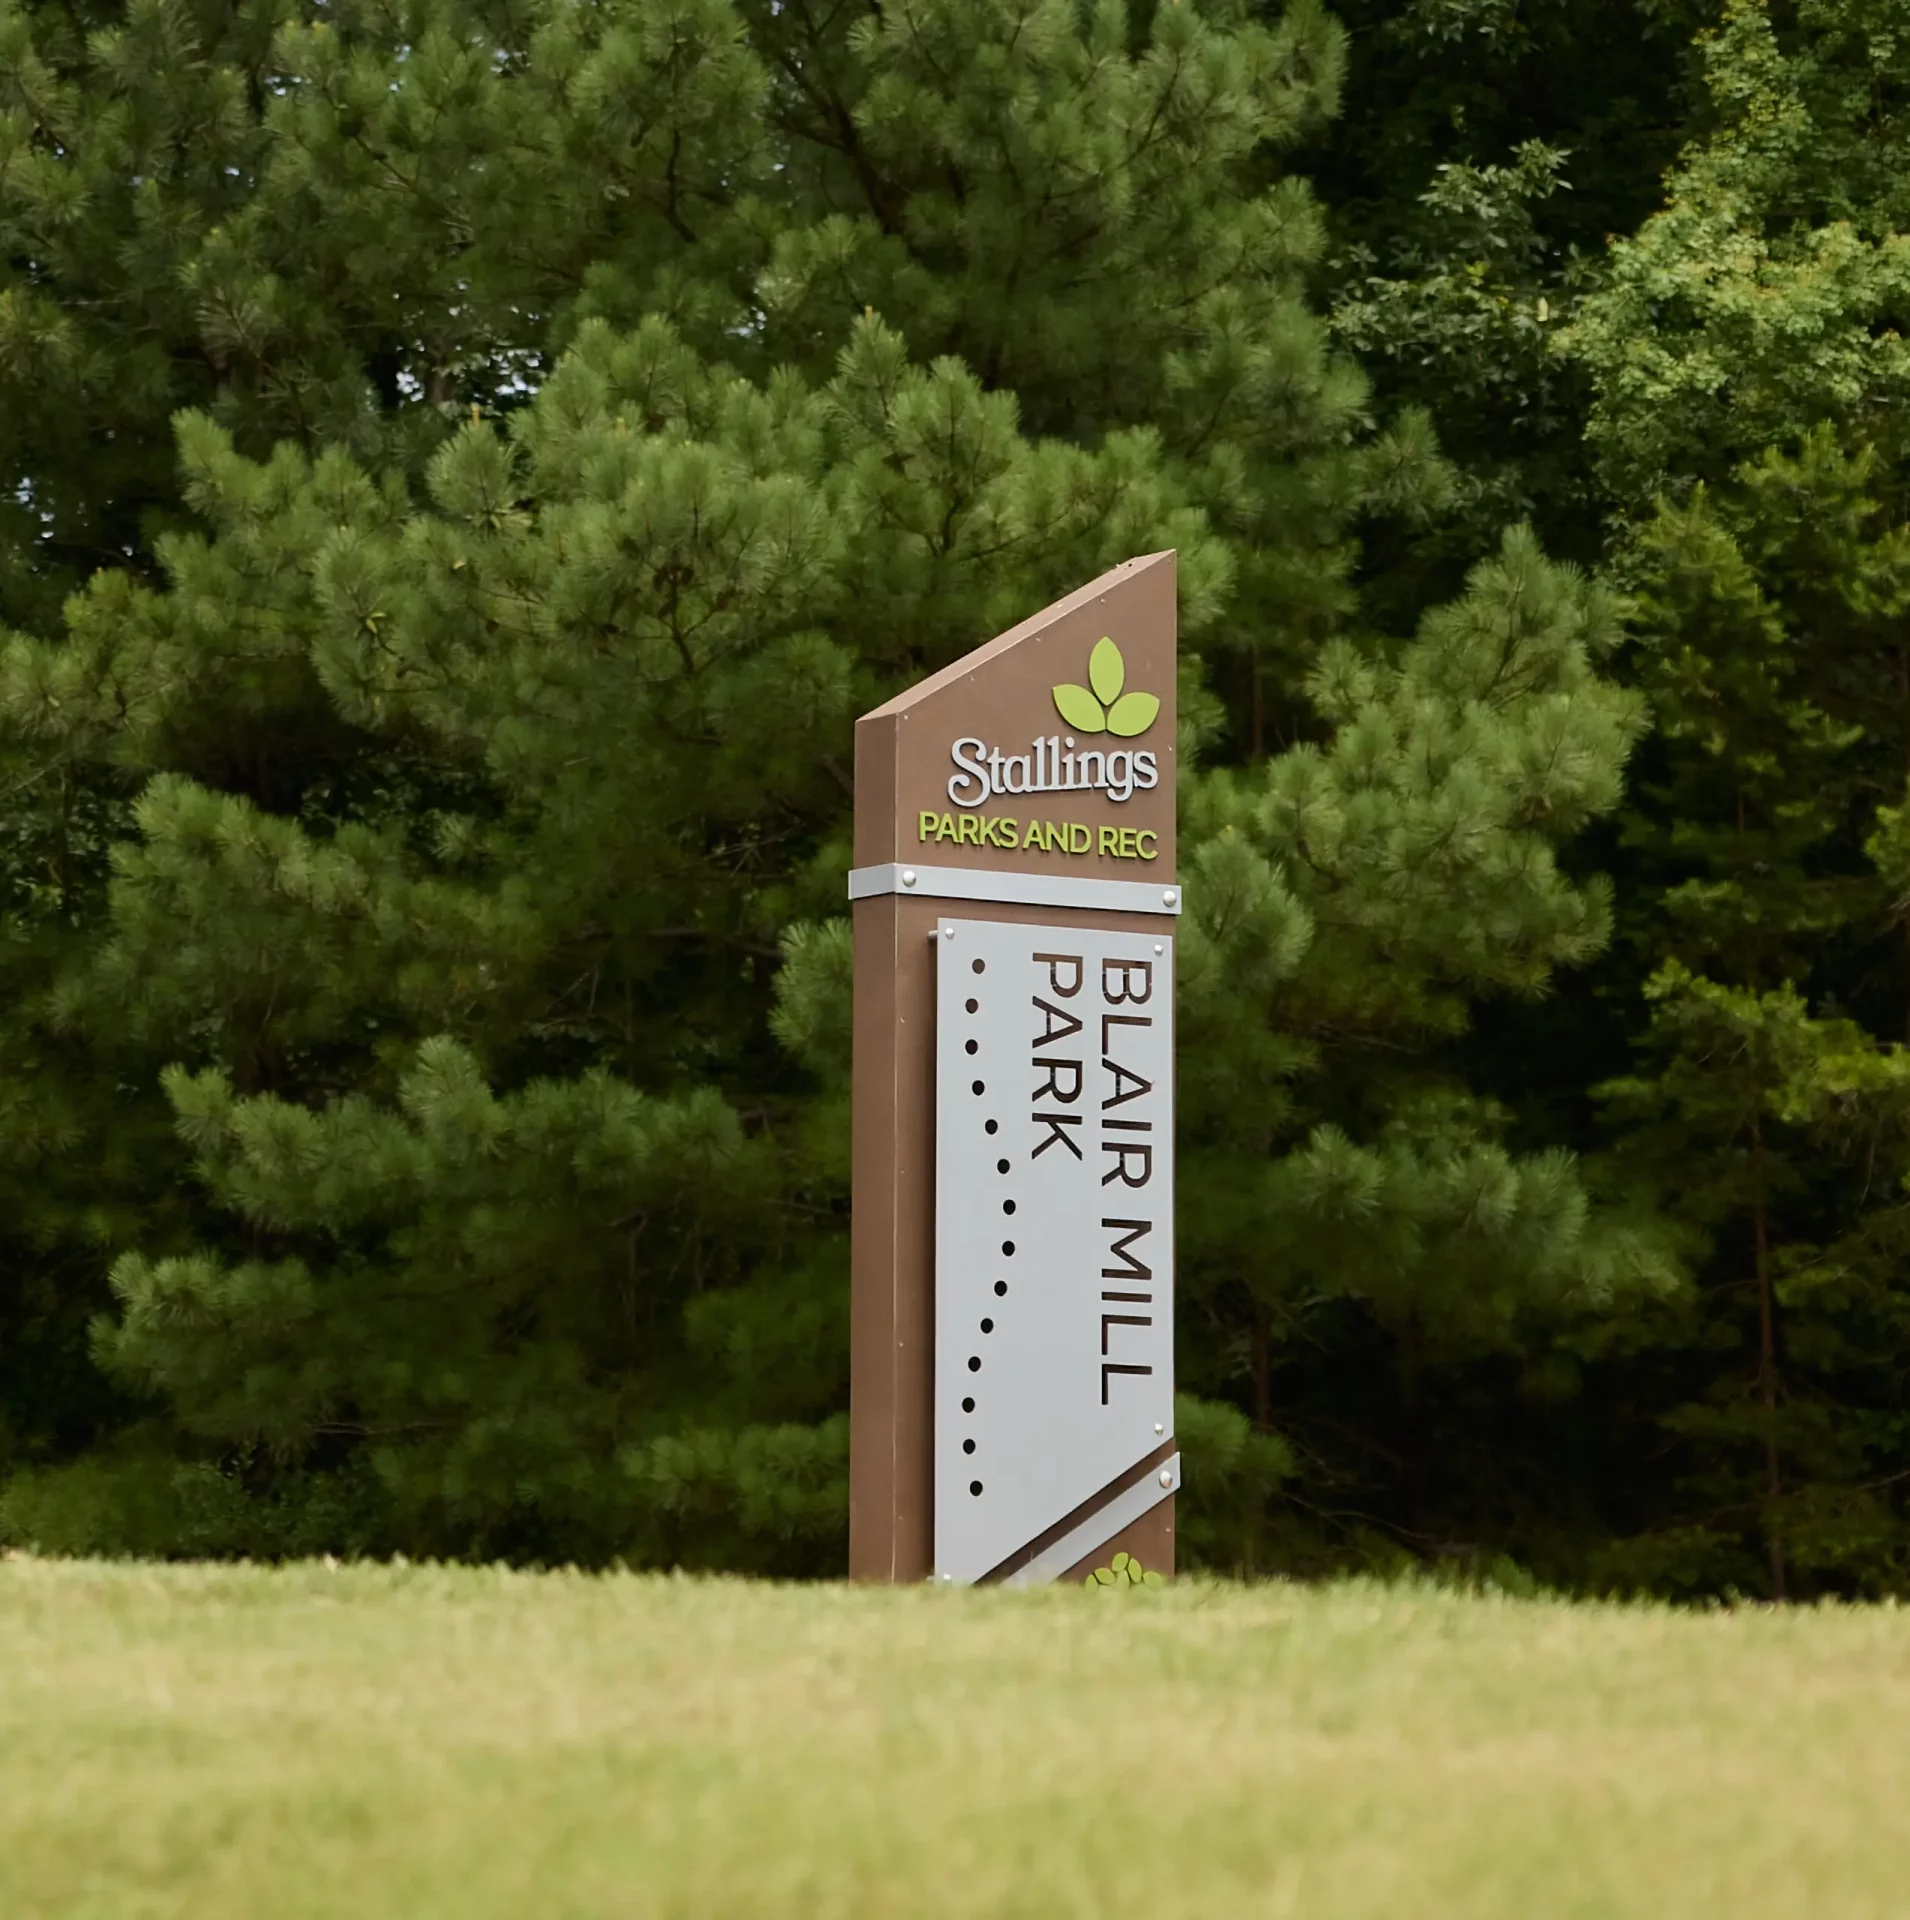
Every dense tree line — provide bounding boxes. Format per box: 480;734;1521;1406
3;0;1909;1597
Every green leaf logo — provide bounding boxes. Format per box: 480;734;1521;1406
1052;637;1160;738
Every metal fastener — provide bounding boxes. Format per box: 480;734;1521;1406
1162;889;1177;907
1154;1422;1164;1435
1159;1469;1174;1488
902;869;917;887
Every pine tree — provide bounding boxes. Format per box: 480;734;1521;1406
1573;0;1910;1597
1169;524;1667;1568
0;0;784;1517
1;310;1232;1560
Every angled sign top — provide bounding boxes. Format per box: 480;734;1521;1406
855;552;1177;880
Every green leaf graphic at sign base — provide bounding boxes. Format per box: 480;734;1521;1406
1106;691;1159;737
1085;1550;1168;1590
1052;682;1109;733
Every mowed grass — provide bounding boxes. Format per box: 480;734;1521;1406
2;1558;1907;1919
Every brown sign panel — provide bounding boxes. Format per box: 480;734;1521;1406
850;553;1178;1584
854;554;1176;881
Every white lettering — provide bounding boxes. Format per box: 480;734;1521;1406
950;736;1160;804
948;738;990;809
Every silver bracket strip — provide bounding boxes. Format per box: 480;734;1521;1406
848;861;1182;915
998;1452;1181;1589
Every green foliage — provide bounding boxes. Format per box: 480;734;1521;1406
1173;1392;1295;1573
1572;0;1910;504
1175;525;1662;1415
17;0;1881;1593
1307;0;1716;611
1571;2;1910;1599
0;1448;394;1558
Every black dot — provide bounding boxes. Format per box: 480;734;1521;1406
965;998;978;1014
971;1080;985;1096
1002;1241;1015;1257
962;1397;975;1413
965;1039;978;1055
962;1438;976;1455
996;1158;1010;1174
967;1356;981;1372
1002;1199;1016;1216
969;1481;984;1497
980;1318;994;1334
994;1281;1007;1297
971;959;985;975
985;1120;999;1136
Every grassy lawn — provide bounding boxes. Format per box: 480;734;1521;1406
2;1556;1906;1918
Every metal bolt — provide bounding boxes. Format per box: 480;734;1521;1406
1154;1423;1164;1435
1162;889;1177;907
902;869;917;887
1159;1469;1174;1488
1153;944;1164;955
943;926;955;940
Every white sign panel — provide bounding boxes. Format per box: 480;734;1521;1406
933;917;1174;1583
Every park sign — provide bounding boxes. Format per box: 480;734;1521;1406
849;553;1179;1585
